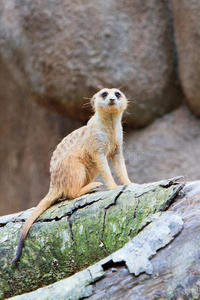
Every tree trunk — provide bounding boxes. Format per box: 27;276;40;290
0;178;184;299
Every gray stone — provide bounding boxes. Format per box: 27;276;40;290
0;0;183;127
172;0;200;118
123;106;200;184
0;56;81;216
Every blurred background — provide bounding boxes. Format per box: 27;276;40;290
0;0;200;215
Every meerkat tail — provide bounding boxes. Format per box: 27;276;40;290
11;190;60;264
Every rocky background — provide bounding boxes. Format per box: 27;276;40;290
0;0;200;215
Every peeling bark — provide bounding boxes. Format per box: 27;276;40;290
0;178;183;299
7;211;183;300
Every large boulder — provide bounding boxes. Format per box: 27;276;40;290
0;56;81;215
123;105;200;184
0;0;183;127
0;53;197;216
172;0;200;117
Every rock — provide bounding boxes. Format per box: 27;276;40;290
123;105;200;184
0;178;183;299
172;0;200;118
0;56;82;215
0;0;183;127
0;65;198;216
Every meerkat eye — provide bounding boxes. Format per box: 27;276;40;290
101;92;108;99
115;92;121;99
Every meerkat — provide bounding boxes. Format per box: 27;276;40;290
12;88;133;264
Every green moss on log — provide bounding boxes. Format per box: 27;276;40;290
0;179;183;299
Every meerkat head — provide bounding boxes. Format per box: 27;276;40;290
91;88;128;115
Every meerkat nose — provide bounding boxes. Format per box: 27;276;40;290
109;98;116;105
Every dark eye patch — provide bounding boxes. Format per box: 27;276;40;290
101;92;108;99
115;92;121;99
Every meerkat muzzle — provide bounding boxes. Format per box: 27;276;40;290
109;98;116;105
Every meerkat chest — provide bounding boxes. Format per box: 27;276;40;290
102;128;122;157
107;131;118;147
86;116;123;158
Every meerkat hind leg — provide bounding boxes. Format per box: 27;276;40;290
75;182;103;198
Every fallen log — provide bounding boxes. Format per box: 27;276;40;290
8;211;183;300
0;178;184;299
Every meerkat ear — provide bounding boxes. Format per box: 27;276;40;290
90;96;95;108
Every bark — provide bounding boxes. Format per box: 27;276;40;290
0;178;184;299
88;181;200;300
11;180;200;300
8;211;184;300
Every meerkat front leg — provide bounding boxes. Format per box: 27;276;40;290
112;149;134;185
94;154;119;190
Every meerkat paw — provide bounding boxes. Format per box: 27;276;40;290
109;184;122;190
76;182;103;197
89;182;103;191
93;181;103;187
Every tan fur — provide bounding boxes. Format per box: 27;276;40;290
12;88;133;264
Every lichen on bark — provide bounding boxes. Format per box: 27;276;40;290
0;178;183;299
